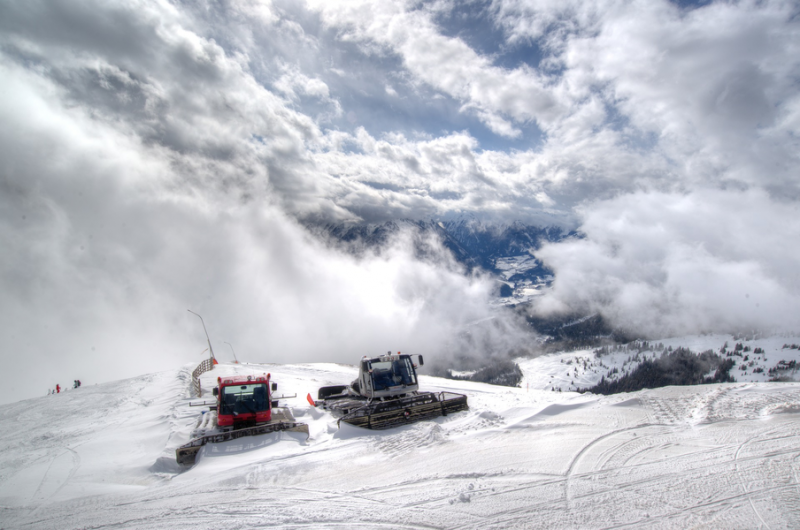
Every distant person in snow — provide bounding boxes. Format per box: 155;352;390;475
56;384;60;393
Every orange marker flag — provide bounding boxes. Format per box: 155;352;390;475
306;393;316;407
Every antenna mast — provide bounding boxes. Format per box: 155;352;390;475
224;341;239;364
188;310;216;362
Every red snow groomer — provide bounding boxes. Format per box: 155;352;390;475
176;373;308;465
215;374;274;428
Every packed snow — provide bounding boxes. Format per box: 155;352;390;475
2;338;800;529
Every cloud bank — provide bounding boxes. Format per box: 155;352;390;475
1;0;799;402
535;189;800;336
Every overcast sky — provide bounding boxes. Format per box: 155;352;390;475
1;0;799;404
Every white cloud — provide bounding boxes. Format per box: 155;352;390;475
307;0;564;134
0;0;538;404
494;0;800;190
535;188;800;336
274;63;333;100
297;0;799;222
2;0;800;401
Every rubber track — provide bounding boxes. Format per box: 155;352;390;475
339;392;468;430
176;422;309;465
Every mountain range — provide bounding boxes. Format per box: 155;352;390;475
307;217;576;302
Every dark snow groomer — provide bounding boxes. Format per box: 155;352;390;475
312;352;468;429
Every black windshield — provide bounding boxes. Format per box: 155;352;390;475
220;383;269;415
371;357;416;391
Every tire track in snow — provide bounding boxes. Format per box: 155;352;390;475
563;424;672;511
734;424;800;530
597;429;710;528
557;418;800;528
29;445;81;505
598;481;800;530
586;420;800;529
452;425;748;527
26;444;83;522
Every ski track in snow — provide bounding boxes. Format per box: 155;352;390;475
1;336;800;529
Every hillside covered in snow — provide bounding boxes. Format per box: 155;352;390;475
519;334;800;394
2;338;800;529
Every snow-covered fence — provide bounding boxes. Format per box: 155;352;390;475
191;357;215;397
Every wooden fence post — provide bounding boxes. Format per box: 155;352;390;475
191;357;215;397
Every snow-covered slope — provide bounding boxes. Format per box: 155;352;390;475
1;358;800;529
520;334;800;393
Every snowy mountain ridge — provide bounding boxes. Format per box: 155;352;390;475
2;335;800;529
309;218;572;303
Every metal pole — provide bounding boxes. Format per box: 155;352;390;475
188;310;216;361
224;342;239;364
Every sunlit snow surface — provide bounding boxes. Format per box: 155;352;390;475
2;340;800;529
